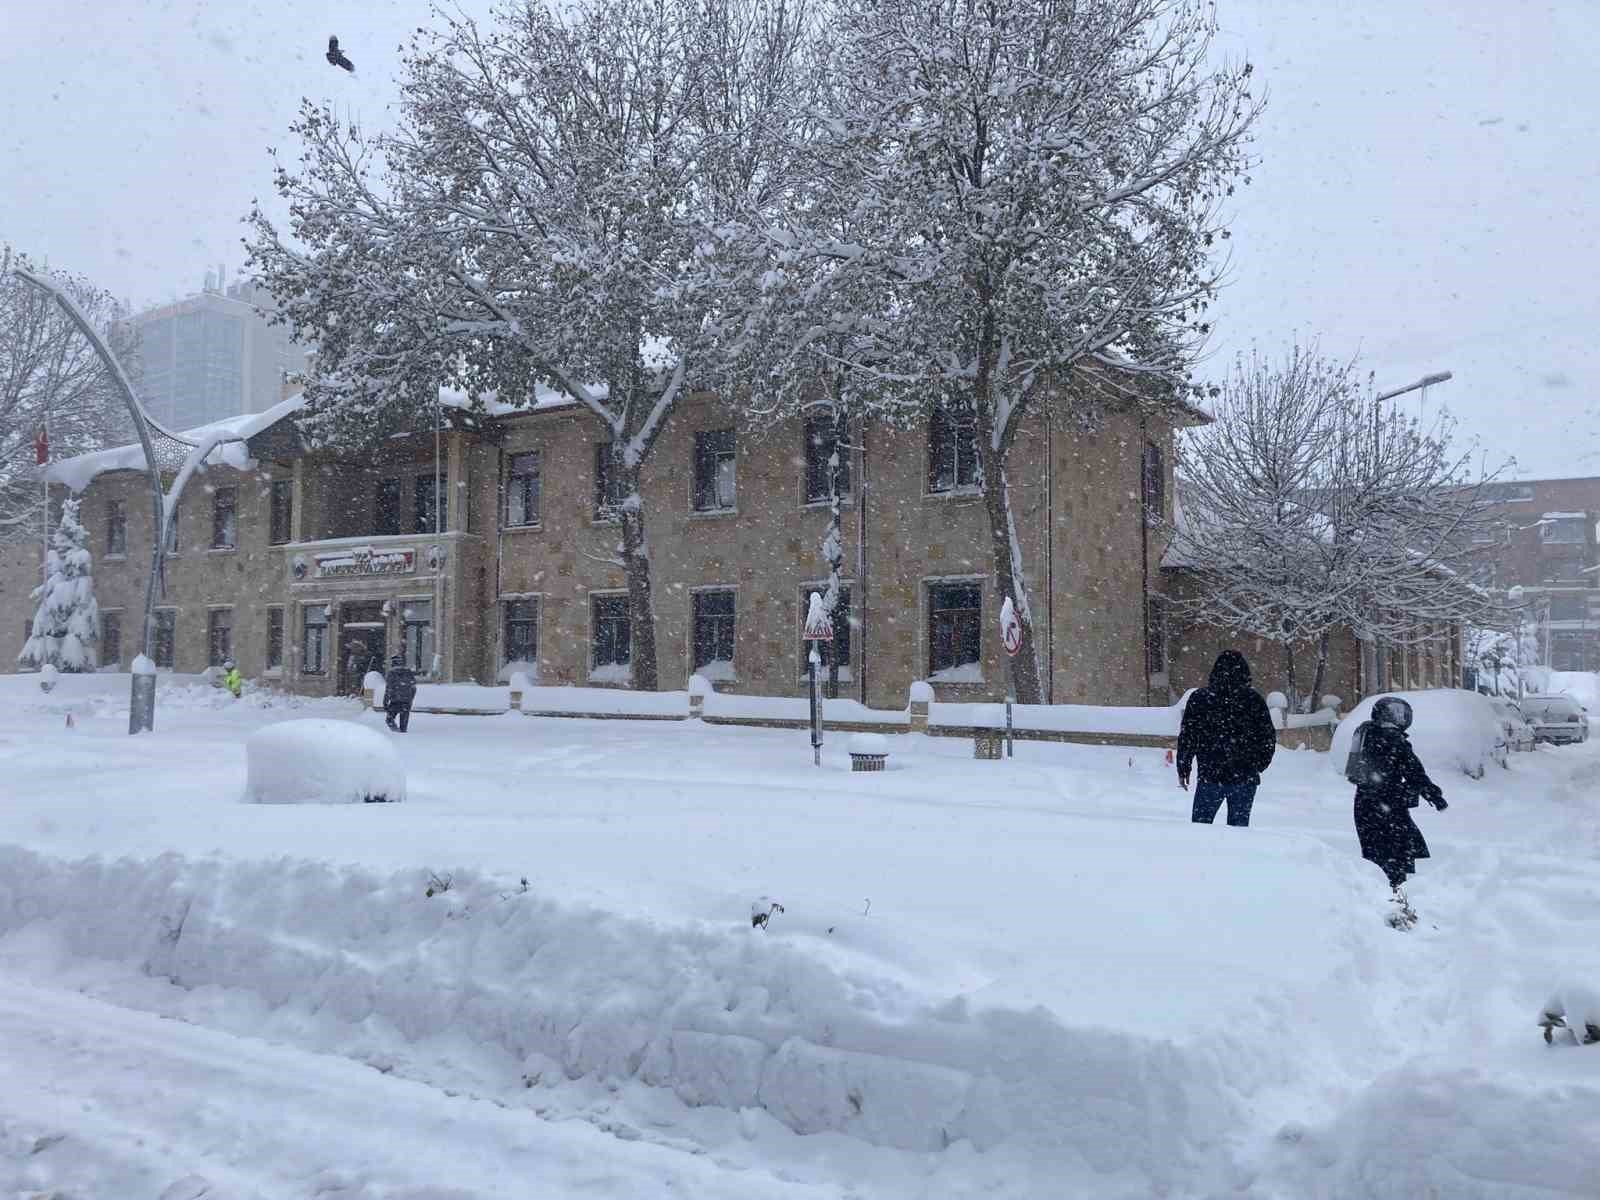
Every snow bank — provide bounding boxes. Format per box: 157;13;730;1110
521;684;688;718
0;847;1238;1172
369;682;511;713
244;719;405;804
1330;690;1503;780
703;691;909;726
931;696;1188;736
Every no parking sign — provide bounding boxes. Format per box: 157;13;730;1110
1000;596;1022;657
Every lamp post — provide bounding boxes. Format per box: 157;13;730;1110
12;266;167;733
1373;370;1453;445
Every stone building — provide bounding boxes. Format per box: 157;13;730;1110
6;386;1197;708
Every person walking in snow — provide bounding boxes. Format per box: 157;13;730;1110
1175;650;1278;827
222;659;242;699
1345;696;1446;927
383;653;417;733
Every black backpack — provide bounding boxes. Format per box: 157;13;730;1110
1344;720;1381;787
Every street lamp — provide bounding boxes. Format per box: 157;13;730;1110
1373;371;1453;446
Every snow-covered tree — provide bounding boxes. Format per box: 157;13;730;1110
1171;345;1513;709
0;249;136;546
718;0;1258;704
247;0;813;690
18;496;99;672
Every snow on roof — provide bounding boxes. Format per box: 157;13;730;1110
47;391;311;493
437;382;581;418
1540;512;1588;520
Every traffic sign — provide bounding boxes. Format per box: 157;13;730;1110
1000;595;1022;657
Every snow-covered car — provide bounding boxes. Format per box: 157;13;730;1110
1332;689;1505;780
1521;695;1589;745
1490;698;1537;754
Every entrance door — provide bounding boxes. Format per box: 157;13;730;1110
339;623;387;695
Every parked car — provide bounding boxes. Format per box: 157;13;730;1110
1490;698;1538;754
1521;695;1590;745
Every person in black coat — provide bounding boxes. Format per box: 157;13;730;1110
1350;696;1446;891
383;654;418;733
1176;650;1278;827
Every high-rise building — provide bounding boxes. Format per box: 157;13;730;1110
131;270;300;430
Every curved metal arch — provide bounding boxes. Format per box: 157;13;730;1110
12;267;247;732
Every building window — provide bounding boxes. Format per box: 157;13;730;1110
415;470;448;534
153;609;177;669
503;598;538;672
211;486;237;549
302;605;329;674
799;586;852;679
693;430;736;512
1146;593;1167;677
107;500;127;556
803;414;851;504
375;477;402;536
1541;516;1587;544
1142;441;1166;526
505;452;540;527
692;590;736;678
1544;559;1588;584
270;480;293;545
207;608;233;666
266;607;284;671
928;406;979;493
402;600;434;673
101;611;122;669
591;594;631;680
928;582;982;680
595;444;628;520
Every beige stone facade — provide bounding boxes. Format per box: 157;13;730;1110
5;392;1186;709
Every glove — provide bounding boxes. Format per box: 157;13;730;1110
1177;769;1190;791
1427;791;1447;812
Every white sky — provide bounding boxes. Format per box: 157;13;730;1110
2;1;1595;476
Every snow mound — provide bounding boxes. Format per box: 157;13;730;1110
1331;690;1504;780
908;680;935;704
849;732;890;756
0;848;1240;1173
244;719;405;804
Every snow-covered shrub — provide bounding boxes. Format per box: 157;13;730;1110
1330;690;1504;781
18;497;99;673
244;719;405;804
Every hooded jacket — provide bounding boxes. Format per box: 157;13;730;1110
384;662;418;706
1176;651;1278;786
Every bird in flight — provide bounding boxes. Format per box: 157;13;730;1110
327;35;355;73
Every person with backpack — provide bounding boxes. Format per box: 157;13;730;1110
1343;695;1446;927
383;654;418;732
1176;650;1279;827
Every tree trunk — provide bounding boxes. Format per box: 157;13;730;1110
1281;639;1299;712
615;455;659;692
983;468;1044;706
1307;629;1332;713
822;406;847;701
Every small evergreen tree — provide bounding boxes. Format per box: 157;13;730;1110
19;496;99;672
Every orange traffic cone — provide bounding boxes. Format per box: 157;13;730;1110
1164;748;1174;766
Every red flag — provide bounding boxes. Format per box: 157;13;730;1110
34;428;48;466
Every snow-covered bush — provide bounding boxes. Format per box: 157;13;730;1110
244;719;405;804
1330;690;1504;781
18;497;99;673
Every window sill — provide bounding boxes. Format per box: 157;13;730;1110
924;488;983;502
209;546;237;554
689;508;739;520
500;523;544;535
802;496;855;511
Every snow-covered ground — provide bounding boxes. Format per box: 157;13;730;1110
1;673;1598;1198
